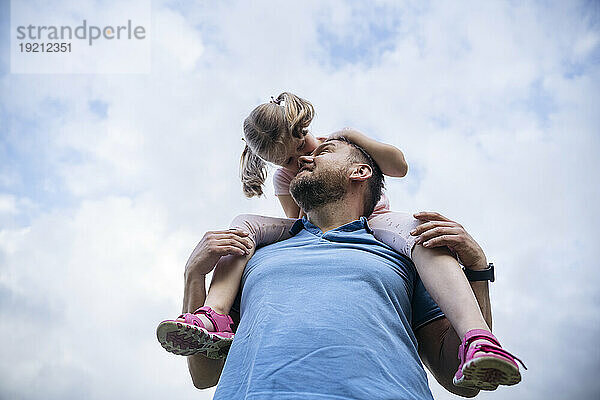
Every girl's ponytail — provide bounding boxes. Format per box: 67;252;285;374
274;92;314;138
240;142;267;198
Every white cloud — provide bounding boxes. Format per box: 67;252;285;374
154;8;204;72
0;194;17;214
1;0;599;399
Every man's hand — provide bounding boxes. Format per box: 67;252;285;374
411;211;487;270
184;229;254;278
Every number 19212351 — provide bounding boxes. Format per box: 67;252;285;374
19;42;72;52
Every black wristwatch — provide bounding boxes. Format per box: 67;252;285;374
463;263;495;282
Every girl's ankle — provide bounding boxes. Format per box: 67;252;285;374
462;329;501;349
205;304;229;316
199;305;230;331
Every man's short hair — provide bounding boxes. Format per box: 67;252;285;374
332;137;385;217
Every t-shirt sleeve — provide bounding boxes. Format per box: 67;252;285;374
411;275;444;331
273;168;295;196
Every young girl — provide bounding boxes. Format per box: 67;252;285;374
157;92;525;390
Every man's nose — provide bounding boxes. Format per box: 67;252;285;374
297;155;314;169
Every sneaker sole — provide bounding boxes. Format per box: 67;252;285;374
453;376;498;391
454;356;521;390
156;321;233;359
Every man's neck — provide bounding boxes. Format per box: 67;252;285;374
305;196;363;233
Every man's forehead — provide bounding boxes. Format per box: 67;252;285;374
310;139;346;155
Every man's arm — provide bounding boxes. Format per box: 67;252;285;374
183;273;226;389
181;230;252;389
411;212;492;397
415;277;491;397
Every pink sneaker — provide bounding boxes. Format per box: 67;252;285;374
156;306;235;359
453;329;526;391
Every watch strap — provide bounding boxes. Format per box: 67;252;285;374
463;263;495;282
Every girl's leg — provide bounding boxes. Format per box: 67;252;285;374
410;245;489;337
368;212;523;389
196;214;296;330
203;253;253;321
368;211;489;338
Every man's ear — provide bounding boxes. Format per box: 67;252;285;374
349;164;373;182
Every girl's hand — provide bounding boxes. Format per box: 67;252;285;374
327;128;408;178
184;229;254;277
327;127;357;141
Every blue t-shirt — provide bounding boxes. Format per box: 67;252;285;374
215;217;444;400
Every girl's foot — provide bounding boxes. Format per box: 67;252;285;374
156;306;235;359
453;329;526;390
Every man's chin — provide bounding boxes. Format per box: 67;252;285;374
290;170;312;186
290;172;347;213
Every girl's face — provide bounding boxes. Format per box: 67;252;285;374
279;133;323;172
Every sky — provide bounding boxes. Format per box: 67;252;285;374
0;0;599;399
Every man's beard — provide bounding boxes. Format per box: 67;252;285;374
289;167;348;212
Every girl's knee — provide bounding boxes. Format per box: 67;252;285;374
229;214;259;238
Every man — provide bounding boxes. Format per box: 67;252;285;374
182;138;494;399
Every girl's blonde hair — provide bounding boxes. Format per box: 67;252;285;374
240;92;314;197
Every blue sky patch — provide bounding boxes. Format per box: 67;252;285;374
316;5;401;68
88;99;109;119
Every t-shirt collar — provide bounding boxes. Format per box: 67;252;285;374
289;216;373;236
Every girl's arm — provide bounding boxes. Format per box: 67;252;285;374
277;194;301;218
274;168;303;218
274;128;402;219
330;128;408;177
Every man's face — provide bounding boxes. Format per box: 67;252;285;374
289;140;353;212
